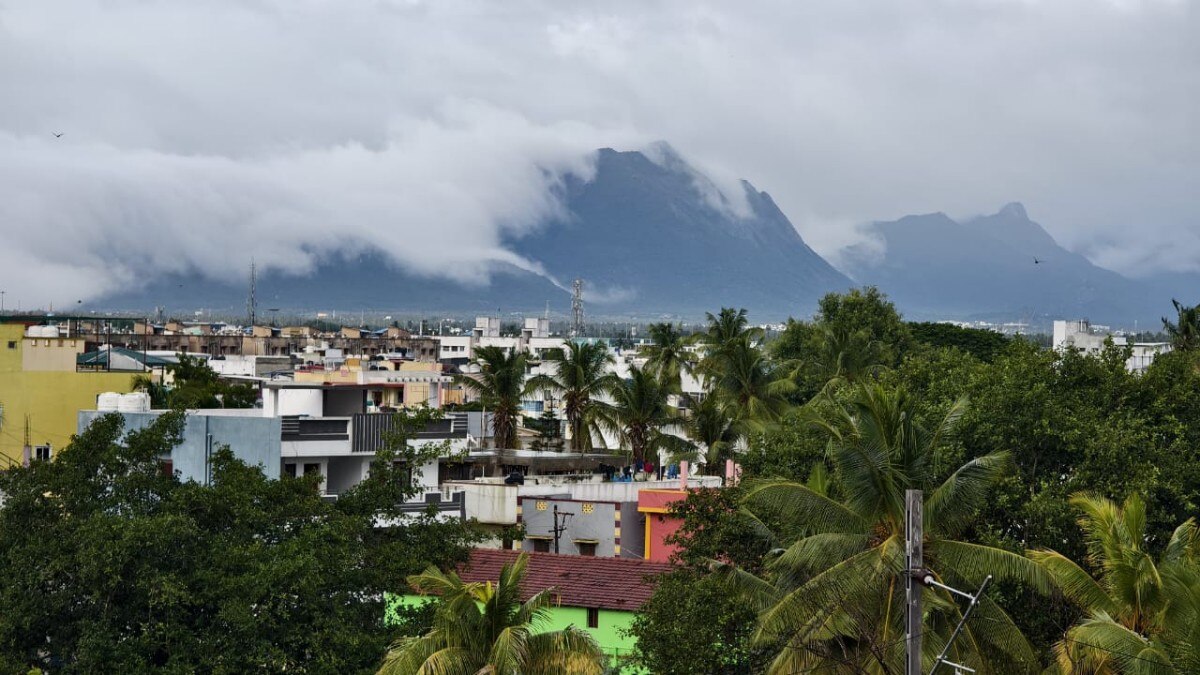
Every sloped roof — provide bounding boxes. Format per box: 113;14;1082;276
458;549;674;612
76;347;174;368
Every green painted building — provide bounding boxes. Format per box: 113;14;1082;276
388;548;673;669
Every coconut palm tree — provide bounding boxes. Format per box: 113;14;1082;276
527;341;618;452
703;307;761;351
707;336;791;442
1162;299;1200;352
453;346;535;449
643;322;696;392
603;365;693;466
1030;493;1200;674
722;383;1050;674
682;394;739;475
379;553;604;675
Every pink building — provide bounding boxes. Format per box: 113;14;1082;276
637;488;689;563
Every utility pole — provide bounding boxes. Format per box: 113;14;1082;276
552;504;573;554
906;489;923;675
22;414;31;467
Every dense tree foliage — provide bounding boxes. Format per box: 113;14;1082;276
1162;299;1200;351
0;409;476;674
134;354;258;409
1031;494;1200;673
908;320;1011;362
627;488;776;674
640;289;1200;672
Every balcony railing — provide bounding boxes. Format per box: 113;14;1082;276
351;412;470;453
280;416;350;442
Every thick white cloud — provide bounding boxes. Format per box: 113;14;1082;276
0;0;1196;308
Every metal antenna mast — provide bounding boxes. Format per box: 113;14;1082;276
247;259;258;328
570;279;584;338
906;489;923;675
907;487;994;675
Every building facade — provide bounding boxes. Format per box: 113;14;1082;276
1;321;137;466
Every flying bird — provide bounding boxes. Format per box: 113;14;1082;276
53;132;64;138
1033;257;1042;265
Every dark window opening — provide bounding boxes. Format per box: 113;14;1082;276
159;459;174;477
33;445;52;462
303;462;321;476
532;539;551;553
587;607;599;629
6;341;15;349
577;542;597;557
283;462;297;478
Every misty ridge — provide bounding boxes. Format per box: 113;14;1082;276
96;144;1198;326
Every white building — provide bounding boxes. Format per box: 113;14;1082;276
1052;320;1171;373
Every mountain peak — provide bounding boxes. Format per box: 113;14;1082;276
998;202;1028;219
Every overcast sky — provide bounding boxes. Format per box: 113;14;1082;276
1;0;1196;308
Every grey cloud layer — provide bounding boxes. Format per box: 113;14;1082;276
1;0;1196;307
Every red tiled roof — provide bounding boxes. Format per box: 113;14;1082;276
457;548;675;612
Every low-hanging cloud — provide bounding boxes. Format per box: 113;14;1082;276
0;0;1196;308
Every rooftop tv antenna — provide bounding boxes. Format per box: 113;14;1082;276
246;259;258;328
570;278;584;338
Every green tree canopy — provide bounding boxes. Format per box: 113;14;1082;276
0;410;475;674
135;354;258;409
1031;494;1200;673
723;383;1050;674
1162;299;1200;351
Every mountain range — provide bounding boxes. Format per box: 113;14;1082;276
97;146;1196;326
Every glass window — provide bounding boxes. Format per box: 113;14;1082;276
577;542;597;557
532;539;550;553
587;608;599;629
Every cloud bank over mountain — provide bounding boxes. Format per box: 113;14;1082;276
0;0;1196;308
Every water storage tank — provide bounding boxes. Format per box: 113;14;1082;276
97;392;121;411
117;392;151;413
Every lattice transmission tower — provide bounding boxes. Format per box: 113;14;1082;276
570;279;584;338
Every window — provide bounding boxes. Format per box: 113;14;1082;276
283;462;297;478
577;542;597;557
159;459;174;477
587;608;599;629
33;445;52;462
303;462;321;477
6;341;14;349
532;539;551;553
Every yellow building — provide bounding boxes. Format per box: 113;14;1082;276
0;322;138;466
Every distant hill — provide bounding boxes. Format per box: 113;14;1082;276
95;146;1196;325
507;146;852;316
97;145;854;319
839;203;1176;325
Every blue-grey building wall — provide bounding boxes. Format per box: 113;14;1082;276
78;411;281;483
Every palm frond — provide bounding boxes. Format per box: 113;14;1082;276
1027;549;1117;613
930;540;1053;593
924;451;1012;538
740;478;870;535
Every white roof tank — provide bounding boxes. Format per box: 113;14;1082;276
117;392;151;413
97;392;122;411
